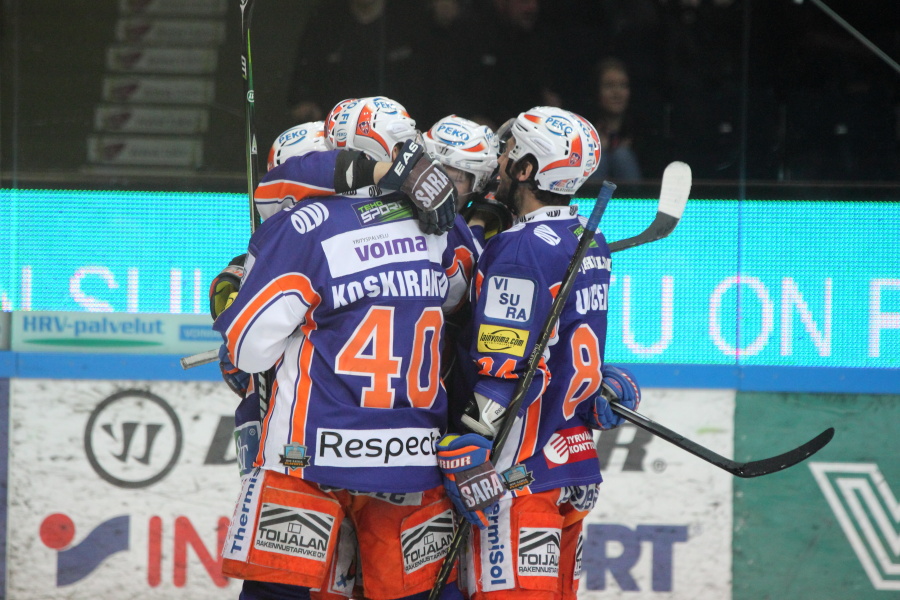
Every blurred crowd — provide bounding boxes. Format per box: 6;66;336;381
285;0;899;182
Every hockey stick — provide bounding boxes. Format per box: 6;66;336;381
428;182;617;600
241;0;262;231
180;162;689;369
611;402;835;478
608;161;690;252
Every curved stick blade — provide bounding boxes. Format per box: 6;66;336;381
608;161;690;252
734;427;835;478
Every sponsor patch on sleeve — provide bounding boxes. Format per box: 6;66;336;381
477;324;529;357
483;276;535;324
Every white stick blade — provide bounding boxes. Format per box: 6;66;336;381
658;161;691;219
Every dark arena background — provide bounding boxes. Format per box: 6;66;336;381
1;1;898;598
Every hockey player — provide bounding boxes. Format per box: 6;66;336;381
213;96;504;600
422;115;512;246
453;106;642;600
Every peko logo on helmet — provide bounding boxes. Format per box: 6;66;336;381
372;97;400;114
435;122;471;145
544;115;574;136
280;128;313;146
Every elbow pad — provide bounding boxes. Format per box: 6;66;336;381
333;150;378;193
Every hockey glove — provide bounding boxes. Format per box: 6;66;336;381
461;193;513;240
460;393;507;439
436;433;505;529
218;343;250;398
587;365;641;430
209;255;246;320
379;138;457;235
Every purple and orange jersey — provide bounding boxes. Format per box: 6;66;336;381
215;187;480;494
465;204;612;495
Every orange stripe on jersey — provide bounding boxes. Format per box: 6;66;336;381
290;337;316;461
226;273;320;360
516;397;542;465
446;246;476;280
474;271;485;300
548;283;561;339
254;179;333;201
258;357;282;468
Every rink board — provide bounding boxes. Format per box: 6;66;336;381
2;375;896;599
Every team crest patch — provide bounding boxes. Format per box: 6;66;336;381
280;442;311;469
255;503;333;561
401;510;455;573
501;464;534;490
476;324;529;357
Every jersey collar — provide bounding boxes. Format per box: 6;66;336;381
517;204;580;224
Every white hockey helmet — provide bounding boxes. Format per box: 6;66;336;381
267;121;326;171
423;115;499;193
323;97;358;150
324;96;417;162
505;107;602;195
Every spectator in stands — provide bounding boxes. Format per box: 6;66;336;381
408;0;482;127
590;58;642;182
286;0;424;122
466;0;564;129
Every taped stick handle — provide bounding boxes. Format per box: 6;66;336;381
181;348;218;370
428;181;616;600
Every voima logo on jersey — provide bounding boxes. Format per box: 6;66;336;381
291;203;328;234
544;115;574;137
354;235;427;261
400;510;454;573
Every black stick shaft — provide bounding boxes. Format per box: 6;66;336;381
240;0;262;232
610;402;834;478
428;182;616;600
